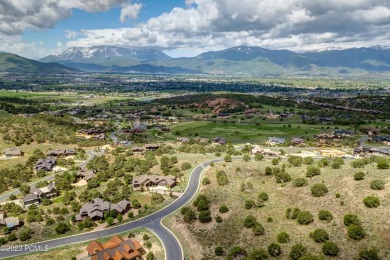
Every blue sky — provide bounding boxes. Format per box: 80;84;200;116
1;0;390;59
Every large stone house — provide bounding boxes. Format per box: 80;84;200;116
46;149;76;157
34;158;56;172
76;198;130;221
132;175;177;190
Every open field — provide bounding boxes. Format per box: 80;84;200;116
165;158;390;259
9;228;164;260
164;121;321;143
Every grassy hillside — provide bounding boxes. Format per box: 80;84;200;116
0;53;80;73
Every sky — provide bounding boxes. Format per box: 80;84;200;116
1;0;390;59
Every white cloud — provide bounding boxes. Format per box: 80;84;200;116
67;0;390;53
0;0;129;35
120;2;143;22
65;30;77;39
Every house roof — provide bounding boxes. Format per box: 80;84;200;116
132;174;176;187
268;137;286;144
78;198;130;220
34;158;56;171
88;236;142;260
2;147;22;156
22;194;39;203
47;149;76;156
77;170;97;181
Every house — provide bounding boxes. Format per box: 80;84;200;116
144;144;160;151
118;140;131;147
267;137;286;146
194;137;209;143
291;138;306;146
30;182;57;199
176;137;190;144
77;169;97;181
47;149;76;157
0;213;21;229
132;175;177;190
318;149;345;157
21;194;40;208
77;128;105;139
212;136;227;145
34;158;56;172
354;147;390;157
76;198;130;221
131;146;144;153
86;235;144;260
251;147;280;156
314;133;338;140
370;136;390;146
333;129;355;138
2;147;23;157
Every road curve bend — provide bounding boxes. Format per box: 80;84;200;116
0;158;225;260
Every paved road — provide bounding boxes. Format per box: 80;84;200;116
0;150;100;203
0;157;223;259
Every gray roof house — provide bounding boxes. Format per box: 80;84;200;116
30;182;57;199
47;149;76;157
0;213;20;229
34;158;56;172
267;137;286;146
132;175;177;190
21;194;40;209
2;147;23;157
77;169;97;181
75;198;130;221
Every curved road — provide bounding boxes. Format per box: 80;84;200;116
0;157;225;259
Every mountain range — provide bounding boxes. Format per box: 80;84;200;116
3;45;390;75
38;45;390;75
0;53;79;73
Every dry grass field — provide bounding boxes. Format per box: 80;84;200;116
165;157;390;259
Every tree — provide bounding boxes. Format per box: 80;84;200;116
277;232;290;243
272;158;279;165
219;205;229;213
202;177;211;185
354;172;365;180
224;155;232;162
181;162;191;171
377;160;389;169
55;222;70;234
146;252;155;260
318;210;333;222
348;224;365;240
322;242;338;256
215;246;224;256
227;246;247;260
245;199;255;209
304;157;314;165
268;243;281;257
244;215;258;228
19;184;30;195
253;224;265;236
293;178;308;187
247;248;269;260
344;214;361;227
216;170;229;185
198;210;212;223
183;208;196;223
106;217;114;226
311;228;329;243
289;243;307;260
370;180;385;190
265;167;273;175
363;196;380;208
311;183;328;197
275;171;291;183
18;227;32;241
357;247;380;260
194;195;209;211
257;192;269;207
306;166;321;177
297;211;313;225
255;153;264;161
